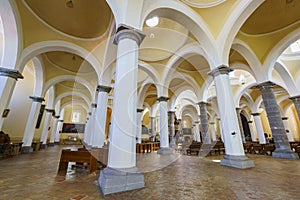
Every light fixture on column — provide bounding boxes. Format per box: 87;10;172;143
66;0;74;8
146;17;159;27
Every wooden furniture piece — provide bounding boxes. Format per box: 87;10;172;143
58;148;98;174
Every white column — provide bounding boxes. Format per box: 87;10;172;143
252;113;266;144
210;122;217;141
247;120;257;142
55;119;63;143
21;96;44;153
150;116;155;141
40;109;53;148
209;66;254;168
282;117;294;142
88;106;97;146
92;86;112;148
84;113;91;145
136;109;143;144
157;97;172;154
49;116;59;144
194;122;200;142
218;118;224;142
0;68;23;129
168;111;176;147
106;27;145;169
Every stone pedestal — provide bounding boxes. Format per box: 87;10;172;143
221;155;255;169
21;146;33;154
40;144;47;149
99;167;144;195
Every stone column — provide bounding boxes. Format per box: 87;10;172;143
290;95;300;120
49;116;59;146
247;120;257;142
251;113;265;144
93;85;112;148
0;67;23;129
136;108;143;144
150;116;155;141
99;25;145;195
236;108;246;143
55;119;63;144
194;121;201;142
282;117;294;142
210;122;217;141
209;66;254;168
257;82;298;159
40;109;54;149
168;111;176;147
88;105;97;147
157;97;173;154
21;96;45;153
83;113;92;146
198;102;211;144
217;118;224;142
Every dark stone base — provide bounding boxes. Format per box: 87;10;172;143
157;147;174;155
272;149;299;160
40;144;47;149
221;154;255;169
54;142;60;145
48;143;54;147
21;146;33;154
99;167;144;195
169;140;177;148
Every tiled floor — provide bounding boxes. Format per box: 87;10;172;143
0;145;300;200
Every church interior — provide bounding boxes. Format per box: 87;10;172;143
1;0;300;199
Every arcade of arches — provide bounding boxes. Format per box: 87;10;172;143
1;0;300;198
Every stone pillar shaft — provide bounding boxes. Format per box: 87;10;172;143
136;109;143;144
40;110;52;145
158;97;170;148
247;121;257;142
194;121;200;142
236;108;246;143
290;95;300;120
168;111;176;147
282;117;294;142
198;102;211;144
258;82;298;159
210;122;216;141
252;113;266;144
49;117;58;144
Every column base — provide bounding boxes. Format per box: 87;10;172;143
157;147;174;155
169;140;177;148
21;146;33;154
221;154;255;169
40;144;47;149
54;142;60;145
99;167;144;195
272;149;299;160
48;143;54;147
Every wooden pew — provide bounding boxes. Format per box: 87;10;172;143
186;142;202;155
58;149;98;174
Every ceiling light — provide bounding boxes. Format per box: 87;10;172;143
66;0;74;8
146;17;159;27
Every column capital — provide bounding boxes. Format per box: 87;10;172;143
91;103;97;108
168;111;175;114
209;122;215;125
54;116;60;119
208;65;232;78
0;67;24;80
114;24;146;46
197;101;208;106
29;96;45;103
251;113;261;116
236;107;242;112
46;108;55;116
256;81;274;89
157;96;169;102
97;85;112;93
58;119;64;122
281;117;288;120
247;121;253;123
137;108;144;113
194;121;200;124
289;95;300;101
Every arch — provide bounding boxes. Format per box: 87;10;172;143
61;102;89;115
234;81;257;108
218;0;264;64
140;1;219;66
17;40;101;78
31;56;45;97
43;75;94;99
0;0;20;69
55;92;91;107
137;78;156;109
170;88;198;111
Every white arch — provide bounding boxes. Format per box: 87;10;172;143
137;78;156;109
170;87;198;111
140;0;219;66
0;0;20;69
31;56;45;97
234;81;257;108
218;0;264;64
43;75;94;99
55;92;91;107
17;40;101;78
61;102;89;115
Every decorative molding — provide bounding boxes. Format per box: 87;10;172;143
208;65;232;78
114;24;146;46
0;67;24;80
209;122;215;125
45;108;55;116
157;96;169;102
137;108;144;113
58;119;64;122
251;113;261;116
168;111;175;114
197;101;208;106
281;117;288;120
29;96;45;103
247;121;253;123
54;116;60;119
97;85;112;93
181;0;226;8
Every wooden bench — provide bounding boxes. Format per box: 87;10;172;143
58;149;98;174
186;142;202;155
